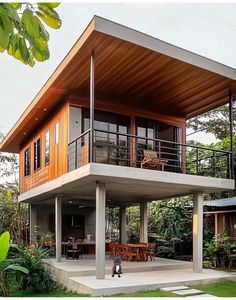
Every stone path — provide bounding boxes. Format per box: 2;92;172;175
161;285;217;297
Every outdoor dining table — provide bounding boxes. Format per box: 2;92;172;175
126;243;149;261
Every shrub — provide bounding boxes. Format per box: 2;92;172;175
203;240;217;268
15;245;57;292
0;232;28;296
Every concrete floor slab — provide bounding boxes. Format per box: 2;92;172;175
161;285;189;291
47;256;192;285
173;288;203;296
67;268;236;296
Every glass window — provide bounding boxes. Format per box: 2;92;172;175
82;109;130;166
55;121;60;145
45;129;50;165
34;138;41;171
24;147;31;176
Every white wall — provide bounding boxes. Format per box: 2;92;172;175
69;106;82;143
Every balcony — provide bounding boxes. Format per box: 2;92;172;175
68;129;233;180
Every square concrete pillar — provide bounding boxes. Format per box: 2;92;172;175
119;206;127;244
193;192;203;273
96;182;106;279
55;194;62;262
140;202;148;243
29;204;37;245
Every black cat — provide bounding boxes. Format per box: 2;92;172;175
112;255;122;278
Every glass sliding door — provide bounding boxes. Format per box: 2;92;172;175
136;117;181;171
82;109;130;166
158;123;181;172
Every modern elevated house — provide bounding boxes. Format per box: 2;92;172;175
0;16;235;280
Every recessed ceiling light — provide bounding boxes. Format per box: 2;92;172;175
44;108;47;111
35;118;38;121
23;132;26;135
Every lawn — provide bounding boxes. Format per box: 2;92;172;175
9;281;236;297
10;288;90;297
193;281;236;297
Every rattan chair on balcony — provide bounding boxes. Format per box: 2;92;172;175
141;150;168;171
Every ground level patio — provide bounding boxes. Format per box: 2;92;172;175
47;256;236;296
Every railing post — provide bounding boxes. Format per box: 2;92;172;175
90;50;95;163
229;90;234;179
196;148;199;175
213;150;216;177
75;140;78;169
227;153;231;179
158;141;161;159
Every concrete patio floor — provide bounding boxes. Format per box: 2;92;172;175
47;256;236;296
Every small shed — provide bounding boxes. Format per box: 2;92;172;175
204;197;236;240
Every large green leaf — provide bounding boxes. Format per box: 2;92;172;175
19;37;30;64
43;3;60;8
4;264;29;274
7;33;18;56
31;44;49;62
0;14;13;33
0;232;10;263
9;3;22;10
36;10;61;29
0;24;10;50
1;3;20;22
22;9;40;39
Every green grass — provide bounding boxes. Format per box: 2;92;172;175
110;290;179;297
193;281;236;297
9;281;236;297
10;288;90;297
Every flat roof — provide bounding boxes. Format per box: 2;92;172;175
1;15;236;153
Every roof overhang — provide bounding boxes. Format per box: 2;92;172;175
1;15;236;153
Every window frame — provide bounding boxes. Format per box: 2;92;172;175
33;137;41;172
45;129;50;166
24;147;31;177
55;120;60;145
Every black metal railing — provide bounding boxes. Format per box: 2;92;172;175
68;129;233;179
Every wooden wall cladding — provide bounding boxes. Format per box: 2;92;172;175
19;103;69;194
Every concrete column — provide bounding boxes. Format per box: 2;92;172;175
119;207;127;244
55;194;62;262
140;202;148;243
193;192;203;273
96;182;106;279
29;204;37;245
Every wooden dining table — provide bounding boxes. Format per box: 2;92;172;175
126;243;149;261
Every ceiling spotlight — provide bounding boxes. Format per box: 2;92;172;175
44;108;47;111
23;132;26;135
35;118;38;121
69;200;73;204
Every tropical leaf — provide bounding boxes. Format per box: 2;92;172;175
22;9;40;39
0;232;10;263
4;264;29;274
0;14;13;33
0;24;10;50
36;10;61;29
9;3;22;10
43;3;60;8
1;3;20;22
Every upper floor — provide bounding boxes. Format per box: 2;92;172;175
0;16;235;197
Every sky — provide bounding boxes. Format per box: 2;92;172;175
1;2;236;143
